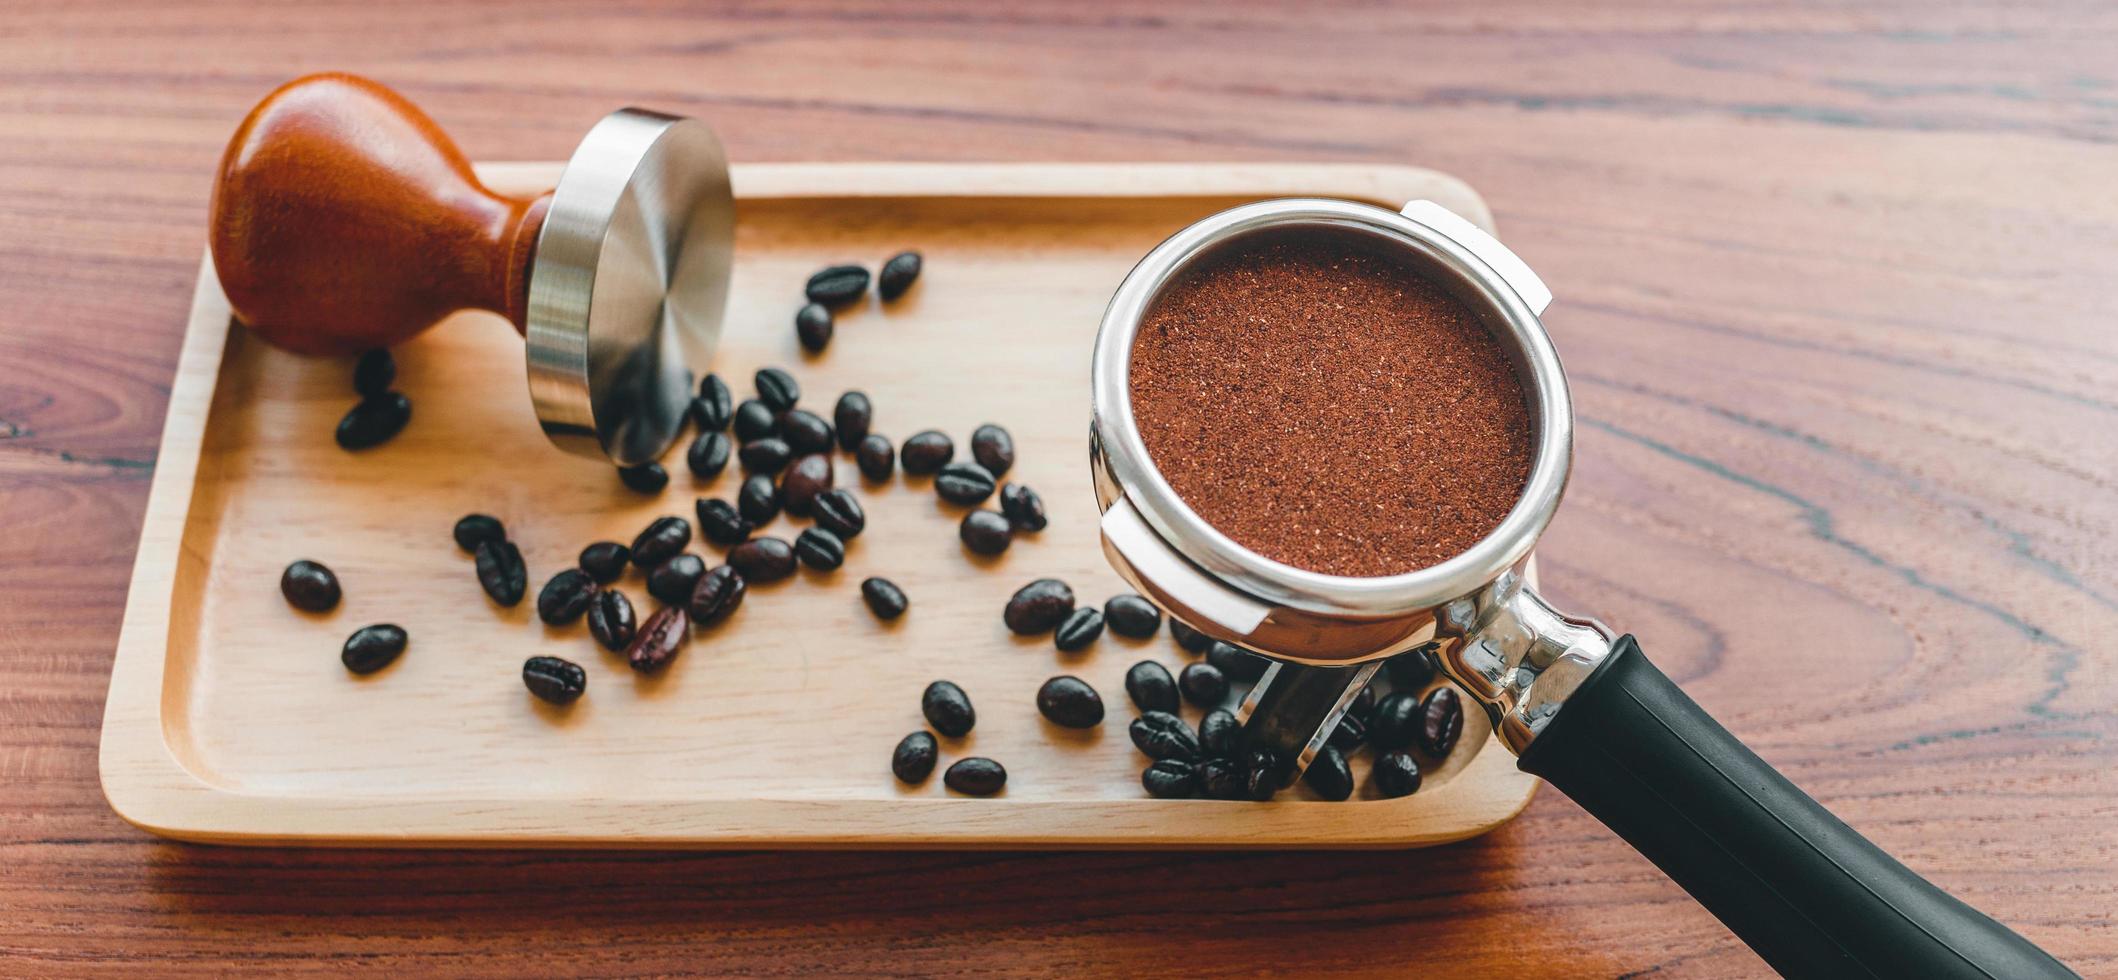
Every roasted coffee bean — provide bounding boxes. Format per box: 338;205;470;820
618;462;669;494
922;680;975;737
958;511;1013;555
892;731;937;784
794;527;846;571
1347;684;1377;722
811;488;866;539
856;434;896;481
474;539;527;606
1179;662;1229;707
781;409;834;455
934;461;996;505
280;560;341;612
795;302;833;352
625;604;689;673
1169;620;1212;654
1373;750;1423;798
523;656;587;705
805;264;871;307
899;430;954;475
943;757;1006;796
341;623;407;674
833;391;871;451
1198;709;1242;757
1003;578;1075;634
1036;675;1104;728
1104;594;1160;638
1124;661;1179;713
1206;641;1269;683
738;473;781;523
728;536;797;582
687;564;746;625
646;554;707;606
1386;645;1440;690
453;513;506;552
1304;746;1355;802
629;516;693;569
587;588;636;651
779;453;835;516
335;392;411;450
1418;686;1465;758
578;541;630;583
1197;756;1247;800
686;430;731;479
861;576;908;620
1054;607;1104;652
755;367;800;412
1367;691;1421;751
998;483;1046;532
1328;713;1367;752
969;423;1014;477
1244;748;1284;801
733;398;779;441
739;437;793;475
694;373;733;430
877;250;921;300
695;497;753;546
352;348;395;398
537;568;599;625
1141;758;1198;799
1128;710;1198;762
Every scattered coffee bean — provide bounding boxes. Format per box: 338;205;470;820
1328;713;1367;751
892;731;937;784
686;430;732;479
588;588;636;651
352;348;395;398
1141;758;1198;799
646;554;707;606
523;656;587;705
1054;607;1104;652
733;398;779;441
1198;709;1242;757
795;527;846;571
695;497;753;546
1197;756;1247;800
1128;710;1198;761
1347;684;1377;721
795;302;833;352
687;564;746;626
473;539;527;606
934;461;997;505
1179;662;1229;707
537;568;599;625
922;680;975;737
1124;660;1178;713
806;264;871;307
341;623;407;674
861;576;908;620
969;423;1014;477
578;541;630;583
1169;620;1212;654
833;391;872;451
811;488;866;539
738;473;782;523
728;536;797;582
1386;645;1440;690
1367;691;1421;751
280;560;341;612
335;392;411;450
1419;686;1465;758
625;604;689;673
900;430;954;475
618;462;669;494
1244;748;1284;801
694;373;733;430
755;367;801;412
739;437;793;475
781;409;834;455
877;250;921;301
1206;641;1269;683
855;434;896;481
943;757;1006;796
959;510;1013;554
998;483;1047;532
629;516;693;569
779;453;835;516
1373;750;1423;798
1104;594;1161;638
453;513;506;552
1304;746;1355;801
1036;676;1104;729
1004;578;1075;634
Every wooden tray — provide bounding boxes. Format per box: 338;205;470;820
100;163;1540;847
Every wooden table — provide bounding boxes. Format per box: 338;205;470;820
5;2;2113;975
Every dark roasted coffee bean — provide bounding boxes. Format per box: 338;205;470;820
795;302;833;352
922;680;975;737
856;433;896;481
1197;756;1247;800
934;461;996;505
892;731;937;784
1036;675;1104;728
1054;607;1104;652
861;576;908;620
877;250;921;301
695;497;753;546
1329;713;1367;752
1386;645;1440;690
352;348;395;398
646;554;707;606
523;656;587;705
833;391;871;451
794;527;845;571
1179;662;1229;707
618;462;668;494
969;423;1014;477
1124;661;1179;713
693;373;733;430
1304;746;1355;801
625;604;689;673
728;536;796;582
958;510;1013;555
474;539;527;606
1198;709;1242;757
686;430;731;479
1244;748;1284;801
280;560;341;612
453;513;506;552
779;453;835;516
1169;620;1212;654
805;264;870;306
1419;686;1466;758
899;430;954;475
1128;710;1198;762
755;367;800;412
588;588;636;652
629;516;692;569
1347;684;1377;722
943;757;1006;796
1003;578;1075;634
1141;758;1197;799
341;623;407;674
1206;641;1269;683
1103;594;1160;638
738;437;793;475
738;473;781;523
1373;750;1423;798
781;409;834;455
578;541;630;583
810;488;865;539
1367;691;1421;751
998;483;1046;532
537;568;598;625
687;564;746;626
335;392;411;450
733;398;779;441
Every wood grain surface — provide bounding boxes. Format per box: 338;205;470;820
4;1;2114;975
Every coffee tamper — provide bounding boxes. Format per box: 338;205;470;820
208;73;733;466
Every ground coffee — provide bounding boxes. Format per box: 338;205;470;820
1128;230;1533;577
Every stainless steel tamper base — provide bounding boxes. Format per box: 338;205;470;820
526;109;734;467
